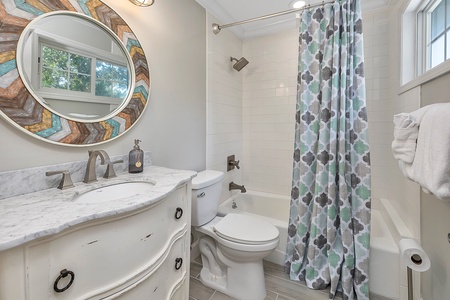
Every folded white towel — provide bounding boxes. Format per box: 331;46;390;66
393;113;416;129
392;114;419;163
392;140;417;163
395;103;450;201
392;106;437;163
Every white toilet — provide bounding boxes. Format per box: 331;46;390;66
191;170;279;300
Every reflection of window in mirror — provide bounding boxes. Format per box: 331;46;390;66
41;45;92;92
35;37;129;105
95;60;129;99
18;13;136;121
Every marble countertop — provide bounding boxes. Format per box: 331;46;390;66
0;166;196;252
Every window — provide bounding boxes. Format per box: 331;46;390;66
95;60;129;99
423;0;450;70
41;45;92;92
38;43;129;102
400;0;450;88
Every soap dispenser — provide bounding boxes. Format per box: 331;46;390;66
129;139;144;173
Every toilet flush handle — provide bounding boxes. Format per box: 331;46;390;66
197;192;206;198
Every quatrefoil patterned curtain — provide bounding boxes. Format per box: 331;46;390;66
285;0;371;299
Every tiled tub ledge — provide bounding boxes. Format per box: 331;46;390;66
0;166;196;252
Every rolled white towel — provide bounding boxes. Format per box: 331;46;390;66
392;114;419;163
392;105;438;164
392;140;417;163
396;103;450;201
393;113;416;129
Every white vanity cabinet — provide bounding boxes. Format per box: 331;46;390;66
0;183;191;300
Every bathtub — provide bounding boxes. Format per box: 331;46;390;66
217;191;400;299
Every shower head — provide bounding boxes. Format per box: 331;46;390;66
230;57;249;72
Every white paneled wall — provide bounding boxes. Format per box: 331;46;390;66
206;14;243;202
241;29;299;196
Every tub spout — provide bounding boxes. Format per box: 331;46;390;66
229;182;246;193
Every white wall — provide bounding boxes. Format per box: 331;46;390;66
241;29;298;196
386;1;422;238
362;2;422;240
206;14;243;202
363;8;391;207
0;0;206;173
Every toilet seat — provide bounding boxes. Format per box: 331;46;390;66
213;213;279;245
195;214;279;252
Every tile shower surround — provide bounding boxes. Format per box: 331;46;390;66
0;151;152;200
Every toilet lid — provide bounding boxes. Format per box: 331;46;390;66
213;213;279;245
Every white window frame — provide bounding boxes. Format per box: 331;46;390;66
418;0;450;72
31;29;129;106
400;0;450;92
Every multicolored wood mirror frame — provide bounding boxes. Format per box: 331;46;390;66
0;0;150;146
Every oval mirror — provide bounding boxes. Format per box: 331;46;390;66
18;12;134;122
0;1;150;146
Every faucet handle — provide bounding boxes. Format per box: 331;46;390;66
233;160;240;169
103;159;124;179
46;170;75;190
227;155;241;171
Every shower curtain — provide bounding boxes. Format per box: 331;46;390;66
285;0;371;299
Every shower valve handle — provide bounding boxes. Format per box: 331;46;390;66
227;155;240;171
231;160;240;169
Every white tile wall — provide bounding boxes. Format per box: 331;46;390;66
363;9;392;209
385;3;421;241
362;7;421;243
206;14;244;202
242;29;298;196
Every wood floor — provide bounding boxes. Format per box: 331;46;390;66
189;257;391;300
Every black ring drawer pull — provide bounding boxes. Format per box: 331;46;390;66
53;269;75;293
175;258;183;270
175;207;183;220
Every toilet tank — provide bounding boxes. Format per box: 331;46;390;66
191;170;224;226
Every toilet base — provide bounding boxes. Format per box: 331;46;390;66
199;248;267;300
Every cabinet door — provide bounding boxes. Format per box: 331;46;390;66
25;186;188;300
106;234;188;300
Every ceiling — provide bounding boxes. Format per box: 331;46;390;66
195;0;391;39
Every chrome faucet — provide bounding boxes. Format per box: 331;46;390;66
229;182;246;193
83;150;111;183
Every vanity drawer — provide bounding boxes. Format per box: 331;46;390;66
105;233;189;299
25;186;188;300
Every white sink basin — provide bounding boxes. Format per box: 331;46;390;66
74;181;156;203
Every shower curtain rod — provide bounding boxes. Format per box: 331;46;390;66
212;1;334;34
